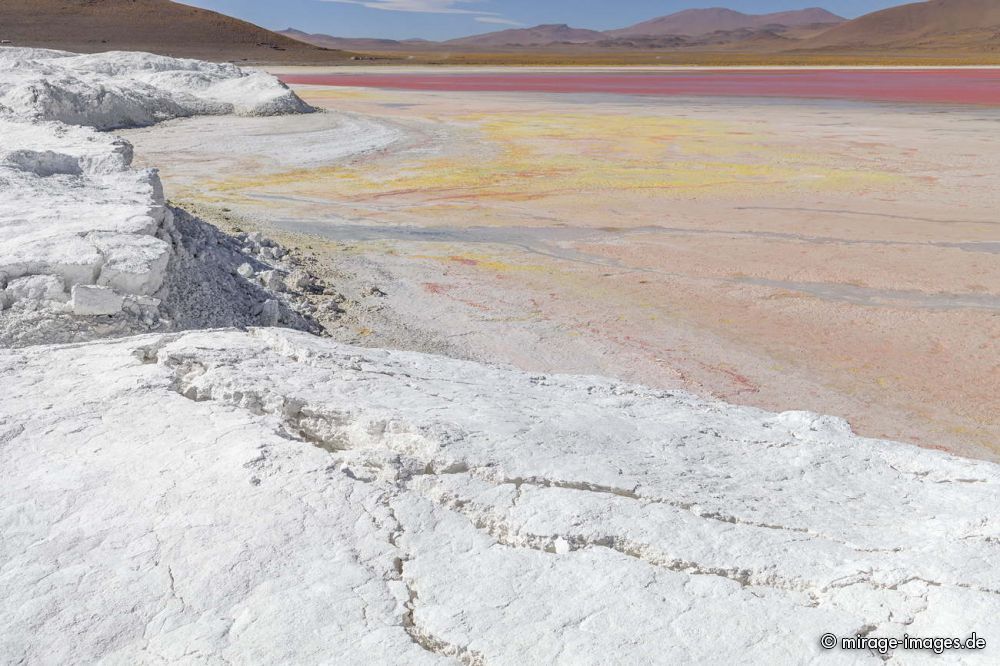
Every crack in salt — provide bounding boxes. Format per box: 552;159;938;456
147;337;1000;665
413;483;823;605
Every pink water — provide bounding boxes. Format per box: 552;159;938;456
280;69;1000;106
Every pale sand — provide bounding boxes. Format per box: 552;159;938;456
122;83;1000;459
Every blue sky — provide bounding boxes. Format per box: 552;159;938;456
179;0;908;40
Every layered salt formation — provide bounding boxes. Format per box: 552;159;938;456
0;48;313;344
0;47;311;129
0;118;171;313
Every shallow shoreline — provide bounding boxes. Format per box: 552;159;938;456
123;86;1000;461
276;68;1000;107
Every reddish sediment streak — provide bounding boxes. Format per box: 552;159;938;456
280;70;1000;106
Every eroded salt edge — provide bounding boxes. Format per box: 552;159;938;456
0;46;312;333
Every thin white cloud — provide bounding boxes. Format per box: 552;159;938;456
320;0;494;15
475;16;524;26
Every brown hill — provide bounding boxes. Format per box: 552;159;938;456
0;0;352;64
444;24;606;47
279;28;431;52
282;23;607;52
802;0;1000;50
582;24;832;52
607;7;844;37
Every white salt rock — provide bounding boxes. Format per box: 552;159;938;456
123;295;161;316
71;285;123;316
4;275;68;303
258;299;280;325
258;270;284;292
89;232;171;296
237;263;255;279
2;149;82;177
120;215;160;236
2;236;104;290
285;271;312;291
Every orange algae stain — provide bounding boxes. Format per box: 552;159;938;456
412;252;544;274
421;281;490;310
423;282;448;294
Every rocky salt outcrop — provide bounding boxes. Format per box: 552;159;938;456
0;48;316;345
0;117;173;311
70;284;125;315
0;48;312;130
1;328;998;663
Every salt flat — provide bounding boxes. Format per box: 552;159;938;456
4;327;1000;663
124;79;1000;459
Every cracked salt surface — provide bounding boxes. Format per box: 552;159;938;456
1;46;998;664
3;328;1000;663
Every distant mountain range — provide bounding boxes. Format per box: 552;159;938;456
282;1;1000;54
605;7;845;38
4;0;999;63
282;7;846;52
280;29;433;52
445;24;607;47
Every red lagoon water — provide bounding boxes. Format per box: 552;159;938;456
280;70;1000;106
